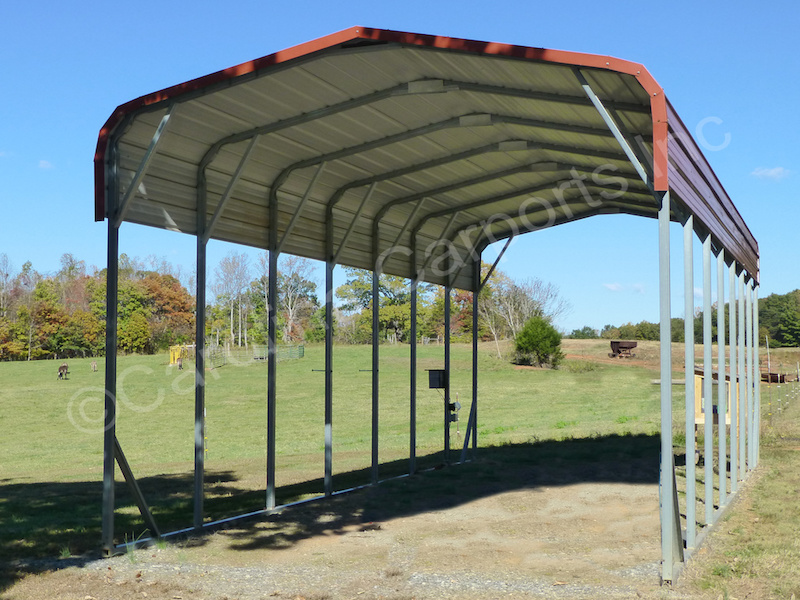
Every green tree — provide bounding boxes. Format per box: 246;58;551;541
777;310;800;347
617;323;637;340
600;324;620;339
61;309;105;357
335;267;433;344
514;316;564;368
336;267;413;313
119;310;151;353
304;306;335;343
760;290;800;347
141;272;195;349
634;320;660;341
568;326;598;339
670;317;685;343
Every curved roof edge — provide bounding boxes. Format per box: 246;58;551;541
93;26;758;281
94;26;668;221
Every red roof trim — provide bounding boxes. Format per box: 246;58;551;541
94;26;668;221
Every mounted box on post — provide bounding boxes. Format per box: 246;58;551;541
427;369;447;389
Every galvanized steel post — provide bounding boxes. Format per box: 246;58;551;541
444;259;451;464
683;216;696;548
728;263;738;492
102;218;119;554
702;234;714;525
738;272;746;479
267;248;278;509
716;249;727;507
753;285;760;466
266;179;280;510
324;259;333;496
410;272;417;474
746;280;755;470
194;231;206;528
658;191;676;582
472;257;479;456
371;262;380;484
745;279;753;471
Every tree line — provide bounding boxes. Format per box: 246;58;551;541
208;252;569;354
0;250;570;360
0;253;194;361
566;289;800;347
331;263;569;355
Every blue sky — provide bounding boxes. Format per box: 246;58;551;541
1;1;796;332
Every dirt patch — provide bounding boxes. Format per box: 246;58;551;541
4;477;678;599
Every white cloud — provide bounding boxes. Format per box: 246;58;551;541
604;282;647;294
751;166;790;180
39;160;53;169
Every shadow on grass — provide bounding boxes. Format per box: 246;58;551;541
0;432;659;592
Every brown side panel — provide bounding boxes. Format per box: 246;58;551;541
666;102;758;280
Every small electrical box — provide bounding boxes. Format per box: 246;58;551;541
428;369;447;389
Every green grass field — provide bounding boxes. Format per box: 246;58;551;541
7;338;798;597
0;340;670;561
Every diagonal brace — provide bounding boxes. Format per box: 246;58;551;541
203;134;260;244
114;436;161;539
114;105;175;228
574;69;651;188
276;162;326;254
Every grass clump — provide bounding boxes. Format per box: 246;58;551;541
681;379;800;598
564;360;599;373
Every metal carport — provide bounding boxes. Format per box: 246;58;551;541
94;26;761;583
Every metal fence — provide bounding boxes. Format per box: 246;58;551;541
252;344;305;361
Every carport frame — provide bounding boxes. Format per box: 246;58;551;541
95;27;760;584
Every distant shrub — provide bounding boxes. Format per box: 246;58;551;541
514;316;564;368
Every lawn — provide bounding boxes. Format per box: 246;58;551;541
0;340;673;562
681;374;800;598
2;339;798;597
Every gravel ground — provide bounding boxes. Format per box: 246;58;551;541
2;479;703;600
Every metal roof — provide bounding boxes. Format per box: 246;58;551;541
94;27;759;289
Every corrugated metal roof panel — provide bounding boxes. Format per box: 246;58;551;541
96;27;758;288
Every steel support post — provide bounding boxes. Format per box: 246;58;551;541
716;249;727;507
472;257;479;456
753;285;760;466
266;248;278;509
444;264;451;464
702;234;714;525
729;263;738;492
324;259;333;496
657;191;678;582
410;272;418;475
194;235;206;528
371;265;380;485
745;280;753;472
746;281;755;470
461;254;484;463
738;272;746;479
683;216;696;548
102;219;120;554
